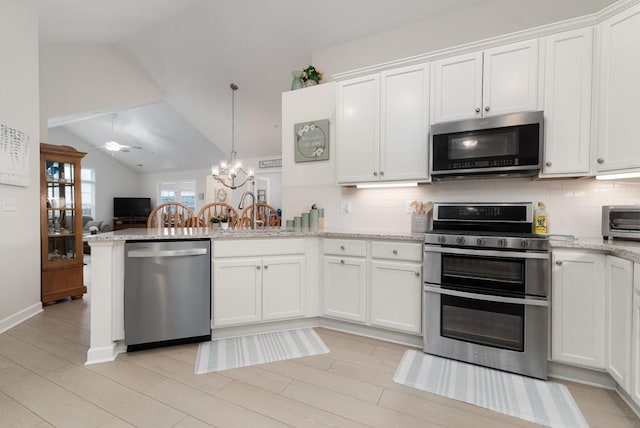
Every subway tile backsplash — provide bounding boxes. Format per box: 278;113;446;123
282;178;640;238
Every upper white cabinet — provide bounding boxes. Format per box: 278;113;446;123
551;250;606;369
541;28;593;177
337;64;429;184
605;255;633;393
431;40;539;123
596;3;640;173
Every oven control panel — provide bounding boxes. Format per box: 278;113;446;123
425;233;548;251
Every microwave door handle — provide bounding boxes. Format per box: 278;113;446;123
423;245;549;260
423;285;549;307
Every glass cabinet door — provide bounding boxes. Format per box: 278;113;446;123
44;160;78;264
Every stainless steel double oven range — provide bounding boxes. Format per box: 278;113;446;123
423;202;550;379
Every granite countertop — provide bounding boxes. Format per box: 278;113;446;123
85;227;426;243
550;236;640;263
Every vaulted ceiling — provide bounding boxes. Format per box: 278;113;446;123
35;0;536;173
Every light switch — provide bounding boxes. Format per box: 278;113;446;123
2;198;17;212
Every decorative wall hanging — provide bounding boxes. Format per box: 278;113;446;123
258;159;282;169
294;119;329;163
0;123;30;186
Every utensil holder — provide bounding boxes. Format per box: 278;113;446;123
411;214;430;233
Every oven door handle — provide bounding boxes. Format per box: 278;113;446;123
423;285;549;307
424;245;549;260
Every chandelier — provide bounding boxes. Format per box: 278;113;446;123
211;83;254;190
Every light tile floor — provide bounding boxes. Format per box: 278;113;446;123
1;267;638;427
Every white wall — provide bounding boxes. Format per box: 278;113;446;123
39;43;165;139
313;0;616;77
281;83;640;239
47;127;143;224
0;0;42;331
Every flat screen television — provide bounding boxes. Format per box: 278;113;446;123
113;197;151;218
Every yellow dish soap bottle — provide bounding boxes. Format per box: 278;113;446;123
534;202;548;234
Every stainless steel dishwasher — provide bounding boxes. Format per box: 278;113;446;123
124;239;211;351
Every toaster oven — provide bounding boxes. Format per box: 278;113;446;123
602;206;640;240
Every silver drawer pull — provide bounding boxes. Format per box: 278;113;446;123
556;260;563;266
340;245;345;250
414;272;420;277
340;259;345;264
256;266;261;270
264;265;269;269
392;249;398;255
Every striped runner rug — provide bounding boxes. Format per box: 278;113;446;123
393;350;589;428
194;328;329;374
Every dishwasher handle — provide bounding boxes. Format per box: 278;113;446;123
127;248;208;258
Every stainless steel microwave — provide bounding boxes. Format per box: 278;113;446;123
430;111;544;180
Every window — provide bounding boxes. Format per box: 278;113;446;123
158;180;196;212
81;168;95;218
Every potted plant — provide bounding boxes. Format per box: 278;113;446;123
209;216;220;229
219;215;230;230
301;65;324;87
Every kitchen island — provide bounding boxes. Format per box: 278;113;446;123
85;227;424;365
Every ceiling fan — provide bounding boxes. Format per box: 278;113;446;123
99;114;143;154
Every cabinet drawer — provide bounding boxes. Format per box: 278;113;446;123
371;241;422;262
214;239;305;258
323;239;367;257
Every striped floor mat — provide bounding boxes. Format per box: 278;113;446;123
194;328;329;374
393;350;589;428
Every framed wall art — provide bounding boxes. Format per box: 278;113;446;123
294;119;329;163
0;123;30;187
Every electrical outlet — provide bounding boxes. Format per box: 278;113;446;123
405;200;413;214
341;200;352;214
2;198;16;212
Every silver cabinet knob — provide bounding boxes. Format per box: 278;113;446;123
556;260;563;266
545;161;552;167
392;249;398;255
264;265;268;269
380;171;384;176
484;106;490;112
475;107;481;113
340;245;345;250
597;158;604;164
414;272;420;277
256;265;261;270
373;172;378;176
340;259;345;264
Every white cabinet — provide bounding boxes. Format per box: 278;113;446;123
369;241;422;334
596;3;640;173
431;40;539;123
370;260;422;334
213;258;262;326
631;263;640;406
541;28;593;177
552;250;606;369
337;64;429;184
212;239;306;327
605;255;633;393
323;256;367;322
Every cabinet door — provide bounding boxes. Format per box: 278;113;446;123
606;255;633;392
262;256;306;321
483;40;539;117
337;74;380;183
212;257;262;327
596;3;640;173
541;28;592;177
431;52;483;123
552;251;605;369
380;64;429;181
323;256;367;322
631;263;640;406
370;260;422;334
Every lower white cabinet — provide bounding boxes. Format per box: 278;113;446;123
323;256;367;323
370;260;422;334
552;250;605;369
631;263;640;406
213;239;306;327
605;255;633;393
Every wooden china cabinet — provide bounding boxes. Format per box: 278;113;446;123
40;143;87;305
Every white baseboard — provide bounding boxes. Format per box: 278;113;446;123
0;302;42;334
85;341;126;365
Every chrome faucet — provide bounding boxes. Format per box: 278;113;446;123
238;189;256;229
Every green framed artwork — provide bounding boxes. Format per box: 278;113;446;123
294;119;329;162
